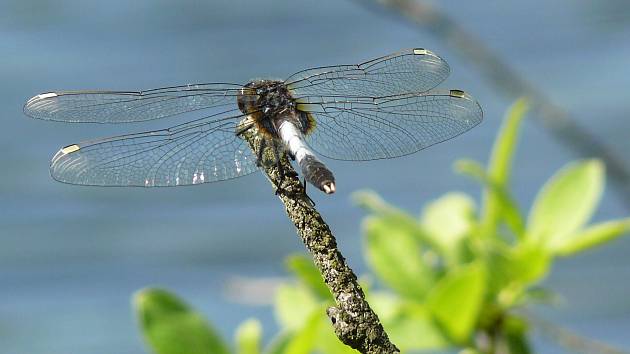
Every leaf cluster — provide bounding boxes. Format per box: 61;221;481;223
133;99;630;354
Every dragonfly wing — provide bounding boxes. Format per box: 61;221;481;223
296;90;482;161
24;83;249;123
285;48;449;98
50;111;259;186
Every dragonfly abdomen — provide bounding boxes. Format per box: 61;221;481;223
298;154;336;194
277;119;335;194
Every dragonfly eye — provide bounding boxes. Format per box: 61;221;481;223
236;88;261;115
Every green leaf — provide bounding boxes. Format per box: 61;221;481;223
459;349;482;354
426;262;486;343
363;215;434;299
554;218;630;256
502;316;531;354
366;290;445;351
486;242;551;304
354;190;445;252
421;192;477;264
352;189;400;215
455;159;525;238
286;254;332;301
263;332;293;354
235;319;262;354
506;242;551;285
284;311;322;354
481;98;529;235
386;302;448;351
486;98;529;187
353;190;424;238
134;288;231;354
274;283;319;330
527;160;604;246
365;291;399;323
317;316;359;354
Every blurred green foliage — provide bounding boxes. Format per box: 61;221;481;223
133;99;630;353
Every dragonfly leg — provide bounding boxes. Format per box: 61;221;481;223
270;139;299;196
261;139;310;204
273;140;285;181
303;177;316;206
272;142;314;206
287;150;296;161
272;141;286;195
235;123;254;137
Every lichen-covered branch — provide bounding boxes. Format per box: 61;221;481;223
240;126;399;354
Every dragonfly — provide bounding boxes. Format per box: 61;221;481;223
24;48;482;194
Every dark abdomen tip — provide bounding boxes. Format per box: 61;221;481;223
298;155;336;194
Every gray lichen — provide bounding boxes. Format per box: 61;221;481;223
239;126;399;354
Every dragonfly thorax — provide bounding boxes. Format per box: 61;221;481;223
237;79;302;137
238;80;295;116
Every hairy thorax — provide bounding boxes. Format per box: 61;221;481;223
236;80;314;138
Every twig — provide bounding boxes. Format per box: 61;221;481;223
239;125;399;354
361;0;630;209
528;314;630;354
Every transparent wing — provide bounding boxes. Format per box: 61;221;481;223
296;90;482;161
285;48;449;98
24;83;248;123
50;111;259;186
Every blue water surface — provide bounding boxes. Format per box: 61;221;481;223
1;1;629;353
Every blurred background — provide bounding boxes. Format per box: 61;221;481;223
1;0;629;353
